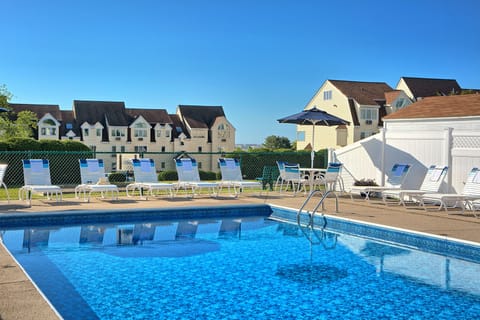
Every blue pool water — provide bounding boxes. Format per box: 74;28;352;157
1;206;480;319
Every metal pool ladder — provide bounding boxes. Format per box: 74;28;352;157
297;190;338;248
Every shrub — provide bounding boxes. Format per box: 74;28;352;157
158;170;178;181
109;172;126;183
353;179;378;186
199;170;217;181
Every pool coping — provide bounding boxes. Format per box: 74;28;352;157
269;204;480;263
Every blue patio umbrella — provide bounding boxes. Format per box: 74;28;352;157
277;106;350;167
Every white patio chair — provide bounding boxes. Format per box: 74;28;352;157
173;158;218;197
382;165;448;207
126;158;173;199
420;167;480;213
19;159;62;207
350;163;412;200
75;159;119;202
0;164;10;203
217;158;262;197
280;163;307;195
274;160;288;191
312;162;344;192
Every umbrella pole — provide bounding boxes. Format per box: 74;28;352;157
310;124;315;168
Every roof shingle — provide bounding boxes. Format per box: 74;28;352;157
329;80;394;105
383;94;480;120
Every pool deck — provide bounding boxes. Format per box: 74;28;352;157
1;192;480;319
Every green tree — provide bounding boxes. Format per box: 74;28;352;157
0;85;38;139
263;135;292;150
0;85;12;108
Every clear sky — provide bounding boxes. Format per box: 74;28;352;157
2;0;479;144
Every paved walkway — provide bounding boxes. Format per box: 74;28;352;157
1;192;479;319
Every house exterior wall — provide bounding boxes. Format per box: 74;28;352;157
395;78;414;100
297;81;353;150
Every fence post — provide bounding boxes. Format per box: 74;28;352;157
444;127;453;192
380;127;386;186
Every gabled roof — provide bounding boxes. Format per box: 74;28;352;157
384;90;404;105
177;105;225;129
8;103;62;120
126;108;172;124
169;114;190;139
73;100;131;126
383;94;480;120
329;80;394;105
399;77;461;99
59;110;78;136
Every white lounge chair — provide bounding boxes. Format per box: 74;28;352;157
173;158;218;197
75;159;119;202
350;163;411;200
382;165;448;207
217;158;262;197
0;163;10;202
19;159;62;206
126;158;173;199
419;167;480;213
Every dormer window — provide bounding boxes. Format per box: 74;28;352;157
134;123;148;138
360;108;378;122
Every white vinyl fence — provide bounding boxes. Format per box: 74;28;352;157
332;125;480;194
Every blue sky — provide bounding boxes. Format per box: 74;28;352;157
2;0;479;144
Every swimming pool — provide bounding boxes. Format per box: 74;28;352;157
1;204;480;319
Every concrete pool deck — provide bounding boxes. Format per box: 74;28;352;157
1;192;480;319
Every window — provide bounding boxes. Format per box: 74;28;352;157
297;131;305;142
49;128;56;135
157;130;161;137
96;129;102;137
112;146;117;153
395;99;405;110
360;108;378;121
134;123;148;138
198;146;203;153
84;128;89;137
111;129;125;137
120;146;125;152
134;146;147;153
323;90;332;100
41;128;46;135
161;162;165;169
218;123;229;139
161;146;166;152
198;162;202;169
42;119;56;126
165;130;170;138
